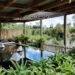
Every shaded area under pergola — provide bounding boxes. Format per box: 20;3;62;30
0;0;75;52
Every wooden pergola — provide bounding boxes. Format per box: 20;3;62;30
0;0;74;21
0;0;75;51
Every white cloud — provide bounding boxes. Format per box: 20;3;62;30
26;20;40;26
67;14;74;25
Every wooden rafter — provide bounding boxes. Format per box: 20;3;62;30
0;0;45;19
0;10;36;18
39;0;75;11
0;0;15;10
65;9;75;14
51;2;75;12
5;0;16;6
0;2;6;10
10;9;22;16
27;0;46;7
0;2;5;7
0;19;33;23
0;12;21;18
21;11;36;16
10;3;28;9
61;7;75;14
9;0;45;10
0;7;4;10
0;0;75;22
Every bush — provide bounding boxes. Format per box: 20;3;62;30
14;34;29;44
0;67;5;75
37;37;45;48
1;48;75;75
52;38;60;45
14;35;22;43
67;47;75;58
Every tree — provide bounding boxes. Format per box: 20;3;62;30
53;24;64;40
69;15;75;43
69;27;75;43
72;15;75;27
44;23;64;40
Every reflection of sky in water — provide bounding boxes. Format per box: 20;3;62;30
10;46;54;61
26;46;54;61
26;47;41;61
43;51;54;59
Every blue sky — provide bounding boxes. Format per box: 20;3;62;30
26;14;75;27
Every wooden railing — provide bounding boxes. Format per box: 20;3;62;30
16;42;72;53
42;43;72;53
17;43;72;53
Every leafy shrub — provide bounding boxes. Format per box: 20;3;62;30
14;35;22;43
0;67;5;75
67;47;75;58
37;37;45;48
1;48;75;75
52;38;60;45
6;60;28;75
14;34;29;44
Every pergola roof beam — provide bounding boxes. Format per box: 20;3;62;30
39;0;75;11
0;0;75;22
14;0;45;9
51;2;75;13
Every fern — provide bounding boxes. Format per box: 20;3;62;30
0;67;5;75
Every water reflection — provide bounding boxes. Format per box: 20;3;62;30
10;46;24;61
43;51;54;59
0;44;16;62
26;46;54;61
0;45;54;62
26;47;41;61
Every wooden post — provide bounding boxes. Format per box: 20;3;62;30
0;22;3;64
0;22;1;41
40;19;43;58
40;19;43;37
23;46;26;59
23;22;26;35
64;14;67;52
23;22;26;58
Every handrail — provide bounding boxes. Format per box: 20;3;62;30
15;43;28;47
42;43;73;52
43;43;72;49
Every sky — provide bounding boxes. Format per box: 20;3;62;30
26;14;75;27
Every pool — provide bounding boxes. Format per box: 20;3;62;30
26;46;54;61
10;46;54;61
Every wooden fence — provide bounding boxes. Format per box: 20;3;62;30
1;29;23;39
43;43;72;53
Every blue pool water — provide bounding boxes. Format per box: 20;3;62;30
26;46;54;61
